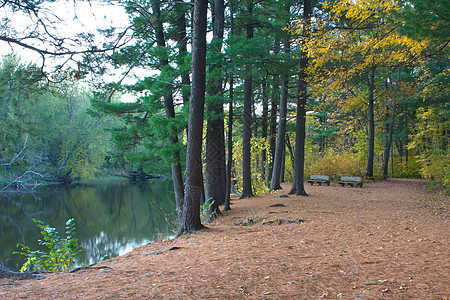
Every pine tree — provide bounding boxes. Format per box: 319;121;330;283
177;0;208;235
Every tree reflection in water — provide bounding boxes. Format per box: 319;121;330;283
0;179;176;270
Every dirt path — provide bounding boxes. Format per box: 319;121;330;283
1;178;448;299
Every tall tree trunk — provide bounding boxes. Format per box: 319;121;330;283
366;66;376;179
205;0;226;219
382;109;396;178
289;75;308;195
153;0;184;222
405;115;409;165
241;0;254;198
267;42;281;186
267;75;279;185
252;98;260;175
405;115;409;168
391;147;394;177
290;0;311;196
224;73;234;212
285;134;294;171
261;81;268;181
270;46;289;191
177;0;208;236
224;2;235;212
382;68;400;178
167;97;185;222
280;144;286;183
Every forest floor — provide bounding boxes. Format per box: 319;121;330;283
1;178;449;299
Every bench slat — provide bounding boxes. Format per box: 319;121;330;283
309;175;330;181
338;176;363;187
340;176;362;182
307;175;330;186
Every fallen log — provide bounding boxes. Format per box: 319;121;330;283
0;264;45;280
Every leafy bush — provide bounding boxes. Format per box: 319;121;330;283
233;137;270;195
200;199;215;224
407;107;449;192
395;158;422;178
306;149;365;180
14;218;84;272
417;150;449;194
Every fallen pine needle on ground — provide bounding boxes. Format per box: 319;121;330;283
1;179;448;299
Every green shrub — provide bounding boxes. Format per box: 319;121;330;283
233;137;270;195
395;158;422;178
417;150;449;193
306;149;365;180
200;198;215;224
14;218;84;272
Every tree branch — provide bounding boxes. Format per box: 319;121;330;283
0;33;132;57
0;134;28;168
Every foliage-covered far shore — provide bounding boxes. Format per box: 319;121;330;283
0;55;171;191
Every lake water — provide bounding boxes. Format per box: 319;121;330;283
0;179;177;271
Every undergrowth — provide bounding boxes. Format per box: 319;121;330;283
14;218;84;272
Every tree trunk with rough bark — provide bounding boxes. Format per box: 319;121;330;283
382;68;401;178
290;0;311;196
366;66;376;179
224;73;234;212
177;0;208;235
261;81;268;181
205;0;226;220
267;75;279;186
270;57;289;192
224;2;235;212
241;0;255;199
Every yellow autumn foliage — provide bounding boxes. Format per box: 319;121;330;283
295;0;428;102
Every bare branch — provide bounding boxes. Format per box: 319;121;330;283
0;134;28;168
1;166;44;192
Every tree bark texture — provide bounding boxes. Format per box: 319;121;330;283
290;0;311;196
270;71;289;191
261;81;268;181
205;0;226;217
224;73;234;211
267;41;281;186
280;147;286;183
382;68;401;178
241;71;254;198
382;105;398;177
366;66;376;179
241;0;255;198
224;3;235;211
178;0;208;235
268;75;279;185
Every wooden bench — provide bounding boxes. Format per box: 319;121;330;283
338;176;363;187
307;175;330;186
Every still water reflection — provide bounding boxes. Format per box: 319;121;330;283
0;179;177;270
